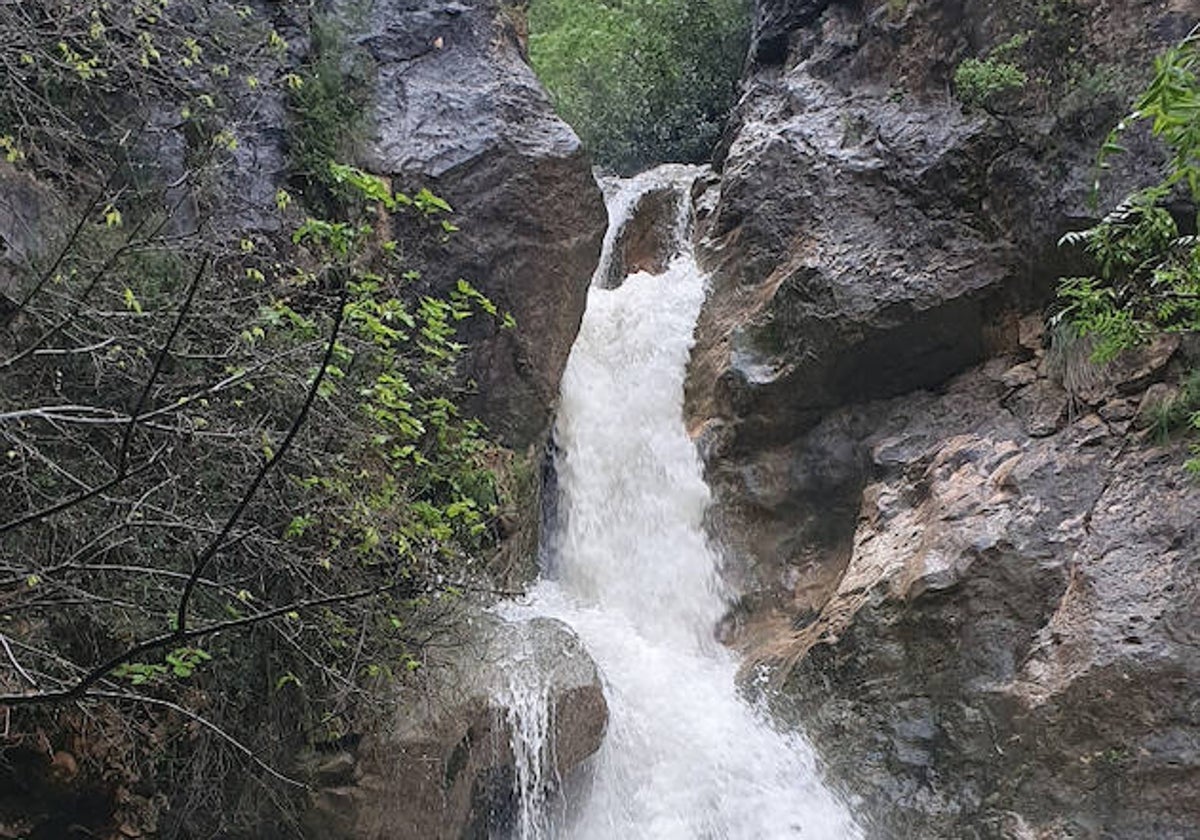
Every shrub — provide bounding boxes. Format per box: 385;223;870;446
954;57;1029;108
1055;30;1200;471
0;2;512;833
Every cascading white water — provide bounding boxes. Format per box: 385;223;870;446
499;165;861;840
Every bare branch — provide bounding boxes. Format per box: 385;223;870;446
0;575;420;706
12;169;120;317
0;445;167;536
89;691;308;789
0;633;38;687
176;280;351;635
118;256;208;473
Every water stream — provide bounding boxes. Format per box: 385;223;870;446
499;166;861;840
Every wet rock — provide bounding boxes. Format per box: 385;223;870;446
1007;379;1069;438
690;3;1200;835
599;186;684;289
302;613;607;840
355;0;606;448
749;365;1200;838
687;0;1176;453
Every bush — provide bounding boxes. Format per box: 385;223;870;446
528;0;751;174
0;3;512;834
954;57;1029;108
1055;30;1200;471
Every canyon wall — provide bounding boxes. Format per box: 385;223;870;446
687;0;1200;836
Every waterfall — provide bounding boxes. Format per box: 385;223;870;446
498;165;861;840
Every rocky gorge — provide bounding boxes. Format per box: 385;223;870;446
3;0;1200;836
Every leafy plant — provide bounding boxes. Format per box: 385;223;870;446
1146;370;1200;442
954;56;1029;108
0;2;515;834
287;15;372;200
1055;27;1200;470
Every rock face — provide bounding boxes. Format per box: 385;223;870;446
355;0;607;448
688;0;1191;450
686;0;1200;836
598;185;685;289
757;332;1200;837
0;162;55;316
303;614;607;840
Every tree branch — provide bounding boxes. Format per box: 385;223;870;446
175;280;351;635
89;691;308;789
0;576;420;706
118;256;208;473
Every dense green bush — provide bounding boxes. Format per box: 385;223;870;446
954;57;1028;108
528;0;751;174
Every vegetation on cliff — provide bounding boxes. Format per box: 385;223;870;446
0;2;512;835
1058;27;1200;466
527;0;751;173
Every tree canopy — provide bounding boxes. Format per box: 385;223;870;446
528;0;751;174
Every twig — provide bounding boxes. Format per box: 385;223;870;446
0;445;167;536
175;280;350;634
0;576;420;706
13;169;118;315
0;633;38;687
118;256;207;473
89;691;308;789
0;283;357;706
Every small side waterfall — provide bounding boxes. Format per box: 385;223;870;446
499;165;861;839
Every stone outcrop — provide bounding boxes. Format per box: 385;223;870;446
687;0;1200;836
355;0;607;448
598;185;684;289
302;614;607;840
689;0;1196;452
746;326;1200;837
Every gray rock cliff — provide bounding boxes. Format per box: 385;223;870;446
687;0;1200;835
354;0;607;449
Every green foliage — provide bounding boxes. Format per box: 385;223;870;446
1056;29;1200;467
528;0;751;173
0;3;514;833
288;162;504;569
1056;33;1200;353
287;16;371;198
112;647;212;685
1146;370;1200;442
954;56;1029;108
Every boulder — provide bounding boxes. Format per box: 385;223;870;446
598;186;684;289
355;0;607;448
302;613;607;840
